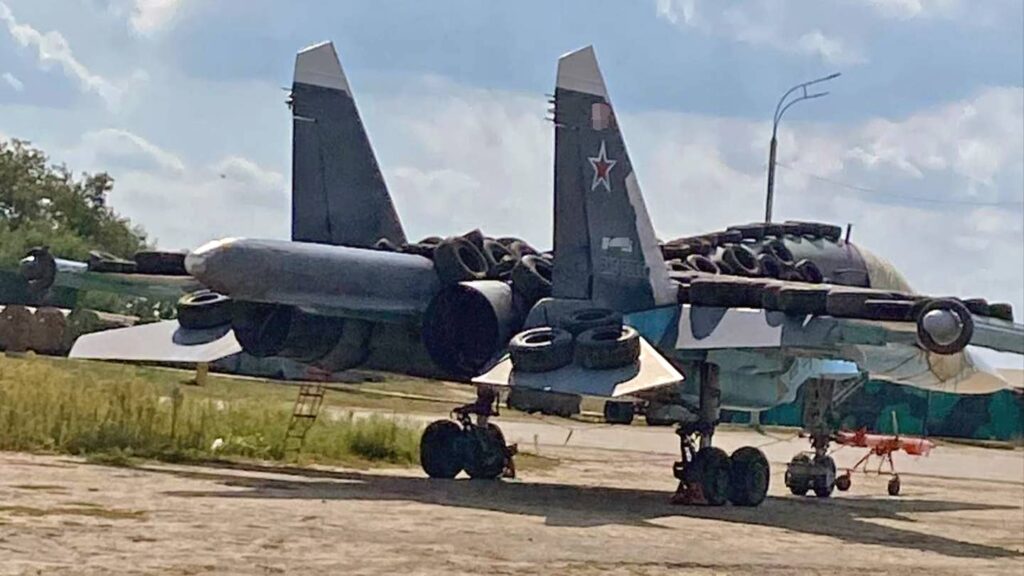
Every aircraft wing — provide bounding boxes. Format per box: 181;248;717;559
69;320;241;364
630;303;1023;395
473;336;683;397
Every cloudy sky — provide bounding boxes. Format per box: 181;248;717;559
1;1;1022;333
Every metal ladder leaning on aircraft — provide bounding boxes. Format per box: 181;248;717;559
67;42;1024;508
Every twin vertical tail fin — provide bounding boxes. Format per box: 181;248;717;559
552;46;675;312
291;41;406;248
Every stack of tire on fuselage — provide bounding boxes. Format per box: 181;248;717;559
659;220;1013;326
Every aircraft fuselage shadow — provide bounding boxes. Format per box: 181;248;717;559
124;460;1023;561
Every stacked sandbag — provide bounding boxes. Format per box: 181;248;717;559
0;305;33;353
28;307;67;355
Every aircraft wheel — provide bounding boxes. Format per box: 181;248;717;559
784;453;811;496
728;446;770;507
420;420;464;479
686;447;731;506
463;424;508;480
835;473;852;492
177;290;233;329
887;475;901;496
813;455;836;498
603;400;635;425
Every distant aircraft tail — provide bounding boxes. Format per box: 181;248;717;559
551;46;676;312
291;41;406;247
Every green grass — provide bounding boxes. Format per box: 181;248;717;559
0;355;420;467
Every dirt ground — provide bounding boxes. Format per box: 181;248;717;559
1;428;1022;576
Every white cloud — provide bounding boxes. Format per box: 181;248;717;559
129;0;185;36
79;128;186;175
2;71;23;92
0;1;122;108
656;0;865;65
861;0;962;20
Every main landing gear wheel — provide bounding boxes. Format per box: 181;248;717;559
464;423;509;480
420;420;464;479
681;447;731;506
728;446;770;507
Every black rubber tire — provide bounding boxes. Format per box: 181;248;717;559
133;250;188;275
575;325;641;370
785;453;811;496
763;239;795;265
461;228;486;251
685;254;720;274
813;456;836;498
728;224;767;241
661;243;693;260
562;307;623;336
434;237;489;285
400;242;436;259
962;298;990;317
887;475;901;496
689;277;763;308
87;250;136;274
511;255;553;303
482;239;514;271
989;302;1014;322
505;240;539;259
374;238;399;252
492;256;517;280
826;288;903;317
756;253;782;278
773;286;829;315
916;298;974;355
463;424;508;480
722;244;761;277
418;236;443;246
21;246;57;293
835;474;852;492
420;420;464;479
728;446;770;507
685;447;732;506
863;299;917;321
603;401;635;425
795;259;824;284
509;327;574;373
177;290;233;329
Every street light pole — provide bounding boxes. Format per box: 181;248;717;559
764;72;841;223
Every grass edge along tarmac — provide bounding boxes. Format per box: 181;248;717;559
0;354;421;468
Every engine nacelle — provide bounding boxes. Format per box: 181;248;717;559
422;280;524;378
231;301;347;364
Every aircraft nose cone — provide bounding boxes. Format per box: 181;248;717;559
185;238;241;282
921;309;962;346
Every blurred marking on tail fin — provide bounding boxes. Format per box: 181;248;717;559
551;46;675;312
291;41;406;248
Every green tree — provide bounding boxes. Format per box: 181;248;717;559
0;138;148;266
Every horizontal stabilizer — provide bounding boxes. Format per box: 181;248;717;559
473;336;682;398
70;321;241;364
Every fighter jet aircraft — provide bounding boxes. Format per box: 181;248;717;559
70;42;1024;507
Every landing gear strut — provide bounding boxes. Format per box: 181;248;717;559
671;363;770;507
420;386;516;480
784;379;837;498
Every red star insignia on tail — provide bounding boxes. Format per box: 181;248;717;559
588;141;616;192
